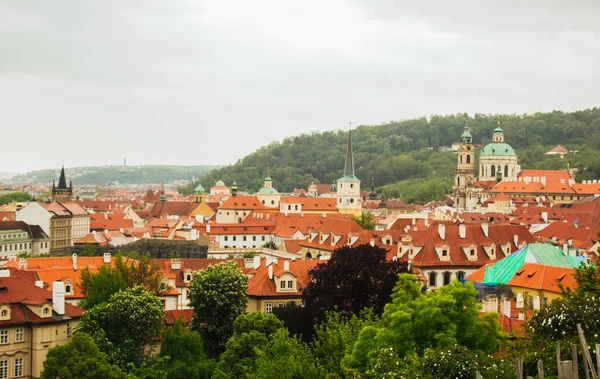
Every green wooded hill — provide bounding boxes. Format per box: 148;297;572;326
182;108;600;204
11;165;221;186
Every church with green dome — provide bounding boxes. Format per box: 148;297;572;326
478;117;520;182
453;116;521;210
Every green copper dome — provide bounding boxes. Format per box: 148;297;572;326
460;127;472;143
480;142;516;156
194;184;205;194
256;187;279;195
494;127;503;133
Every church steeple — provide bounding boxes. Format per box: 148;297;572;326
342;121;356;178
51;163;73;203
57;165;68;189
159;180;167;202
335;121;361;216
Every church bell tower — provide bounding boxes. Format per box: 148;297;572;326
453;125;476;210
336;122;361;216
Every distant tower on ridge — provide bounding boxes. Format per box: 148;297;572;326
336;121;361;216
51;164;73;203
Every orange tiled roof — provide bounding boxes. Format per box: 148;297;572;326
508;263;577;293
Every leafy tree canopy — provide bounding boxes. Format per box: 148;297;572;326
346;274;504;374
189;260;249;358
77;286;164;369
41;332;125;379
0;192;31;204
352;212;375;230
302;243;411;324
79;253;164;309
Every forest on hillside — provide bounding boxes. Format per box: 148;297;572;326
10;165;221;186
181;108;600;204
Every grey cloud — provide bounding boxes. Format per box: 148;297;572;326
0;0;599;173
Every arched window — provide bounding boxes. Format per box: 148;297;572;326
457;177;460;186
504;165;508;177
457;272;465;283
442;249;448;257
65;285;71;293
43;308;49;315
1;310;6;317
429;272;437;287
186;274;192;282
305;252;312;259
443;272;451;285
466;155;471;164
491;165;496;178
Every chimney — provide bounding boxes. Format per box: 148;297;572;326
170;259;182;270
253;255;260;270
283;260;290;271
369;239;375;247
404;225;410;234
103;253;111;264
300;213;304;218
412;218;416;225
481;223;489;237
268;265;273;280
35;280;44;288
513;234;518;247
437;223;445;240
206;224;211;233
562;243;568;255
52;281;65;315
72;253;78;271
459;224;466;239
541;212;548;223
0;268;9;278
18;258;27;270
424;218;429;227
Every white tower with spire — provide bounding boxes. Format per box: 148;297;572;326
336;122;361;216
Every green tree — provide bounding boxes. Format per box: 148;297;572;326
189;261;249;358
41;332;125;379
158;320;216;379
351;212;375;230
214;313;285;378
346;274;504;374
249;329;319;379
0;192;32;205
78;254;164;309
77;286;164;369
79;243;97;257
311;310;378;377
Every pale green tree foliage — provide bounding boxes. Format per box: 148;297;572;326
189;261;249;358
249;329;319;379
213;313;284;378
346;274;504;374
311;309;378;377
78;286;164;369
41;332;125;379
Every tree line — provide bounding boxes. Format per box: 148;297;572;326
180;107;600;204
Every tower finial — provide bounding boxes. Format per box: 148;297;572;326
497;115;501;125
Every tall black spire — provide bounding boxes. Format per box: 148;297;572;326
57;165;68;189
343;121;355;178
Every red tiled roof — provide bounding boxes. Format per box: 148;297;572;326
508;264;577;294
247;260;320;298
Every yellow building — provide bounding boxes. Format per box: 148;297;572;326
0;268;83;378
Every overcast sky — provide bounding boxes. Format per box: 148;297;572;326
1;1;599;173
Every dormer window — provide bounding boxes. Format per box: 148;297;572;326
65;285;72;294
470;249;475;256
442;249;448;257
0;310;5;318
280;280;286;288
186;274;192;282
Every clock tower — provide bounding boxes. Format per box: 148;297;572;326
453;125;476;210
